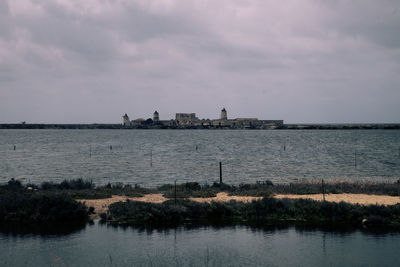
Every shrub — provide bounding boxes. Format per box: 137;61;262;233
107;197;400;230
40;179;93;190
0;189;89;225
7;178;22;189
60;178;93;190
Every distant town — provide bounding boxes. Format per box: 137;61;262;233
122;108;284;129
1;108;400;130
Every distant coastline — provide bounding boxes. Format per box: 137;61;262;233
2;107;399;129
1;123;400;130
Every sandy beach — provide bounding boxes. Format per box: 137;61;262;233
274;193;400;206
79;194;168;217
79;192;400;219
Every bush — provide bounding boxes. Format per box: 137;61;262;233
0;189;89;225
40;179;93;190
107;197;400;230
60;178;93;190
7;178;22;189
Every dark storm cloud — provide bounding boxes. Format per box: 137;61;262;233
0;0;399;123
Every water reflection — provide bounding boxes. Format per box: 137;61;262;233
0;221;87;236
1;222;399;266
3;218;400;237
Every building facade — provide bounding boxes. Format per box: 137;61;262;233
122;108;283;129
122;113;130;126
153;111;159;121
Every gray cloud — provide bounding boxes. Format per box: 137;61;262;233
0;0;399;123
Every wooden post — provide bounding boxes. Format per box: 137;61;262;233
219;162;222;184
354;150;357;168
13;145;16;151
322;179;326;202
150;149;153;167
174;180;177;205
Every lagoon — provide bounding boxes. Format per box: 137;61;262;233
1;129;399;187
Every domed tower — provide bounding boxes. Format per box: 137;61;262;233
221;108;227;120
122;113;130;126
153;111;159;121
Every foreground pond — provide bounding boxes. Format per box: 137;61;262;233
1;223;399;266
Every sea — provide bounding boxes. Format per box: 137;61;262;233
1;129;400;266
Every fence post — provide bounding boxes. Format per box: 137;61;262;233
174;180;177;205
322;179;326;202
219;162;222;184
354;150;357;168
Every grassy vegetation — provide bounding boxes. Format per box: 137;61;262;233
2;178;400;232
0;179;89;225
35;179;156;199
158;181;275;198
159;182;221;198
5;178;400;201
158;180;400;198
106;197;400;230
272;180;400;196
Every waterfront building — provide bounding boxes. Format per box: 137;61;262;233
175;113;199;126
153;111;159;122
122;108;283;129
221;108;227;120
122;113;130;126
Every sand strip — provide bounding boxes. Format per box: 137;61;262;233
78;194;168;216
79;193;400;219
189;192;261;203
274;193;400;206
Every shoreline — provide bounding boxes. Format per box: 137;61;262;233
79;192;400;219
3;179;400;230
1;123;400;130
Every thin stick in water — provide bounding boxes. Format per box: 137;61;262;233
354;150;357;168
150;149;153;167
219;162;222;184
174;180;177;205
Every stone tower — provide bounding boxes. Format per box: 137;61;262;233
221;108;227;120
153;111;159;121
122;113;130;126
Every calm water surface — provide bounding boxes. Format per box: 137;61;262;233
1;129;400;186
1;223;399;267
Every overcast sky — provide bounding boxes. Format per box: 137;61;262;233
1;0;399;123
